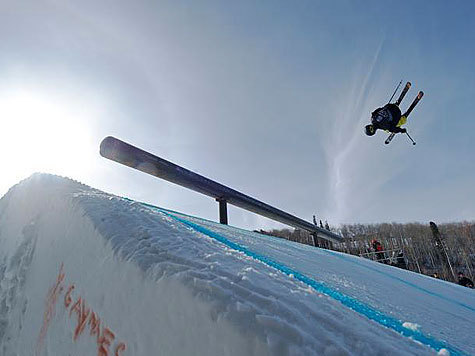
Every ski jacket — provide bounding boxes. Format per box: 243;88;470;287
371;104;405;133
458;276;474;288
372;241;383;252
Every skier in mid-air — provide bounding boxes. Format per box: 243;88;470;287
365;102;407;136
365;81;423;144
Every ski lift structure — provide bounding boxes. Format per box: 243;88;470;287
100;136;344;245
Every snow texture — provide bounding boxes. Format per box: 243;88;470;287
0;173;473;356
403;322;421;332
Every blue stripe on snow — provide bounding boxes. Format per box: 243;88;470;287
319;248;475;313
143;205;468;356
143;202;473;313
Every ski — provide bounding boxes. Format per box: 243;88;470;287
395;81;411;106
403;91;424;117
385;133;396;144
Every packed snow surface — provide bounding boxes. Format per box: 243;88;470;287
0;174;473;356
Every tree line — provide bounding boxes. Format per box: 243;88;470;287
260;221;475;284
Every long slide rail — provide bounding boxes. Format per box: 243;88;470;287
100;136;344;243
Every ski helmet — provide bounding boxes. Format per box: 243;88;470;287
365;124;376;136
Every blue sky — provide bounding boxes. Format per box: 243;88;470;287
0;0;474;230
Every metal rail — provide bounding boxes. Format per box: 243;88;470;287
100;136;344;243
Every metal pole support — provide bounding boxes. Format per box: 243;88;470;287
217;198;228;225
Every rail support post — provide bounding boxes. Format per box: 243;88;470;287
217;198;228;225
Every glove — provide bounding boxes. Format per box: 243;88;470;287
400;128;407;133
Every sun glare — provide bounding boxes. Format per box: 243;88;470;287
0;90;95;195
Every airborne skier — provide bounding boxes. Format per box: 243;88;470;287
365;81;423;144
366;102;407;135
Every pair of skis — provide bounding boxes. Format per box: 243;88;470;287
385;81;423;145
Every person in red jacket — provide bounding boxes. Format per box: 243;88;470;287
371;239;386;263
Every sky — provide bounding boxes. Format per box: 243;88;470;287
0;0;474;231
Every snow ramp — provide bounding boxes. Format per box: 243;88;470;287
0;174;473;356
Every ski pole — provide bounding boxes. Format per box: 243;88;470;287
406;132;416;145
388;80;402;104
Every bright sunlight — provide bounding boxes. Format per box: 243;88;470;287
0;89;95;195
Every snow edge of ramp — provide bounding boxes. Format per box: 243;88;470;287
150;205;467;356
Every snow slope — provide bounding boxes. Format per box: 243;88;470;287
0;174;473;356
